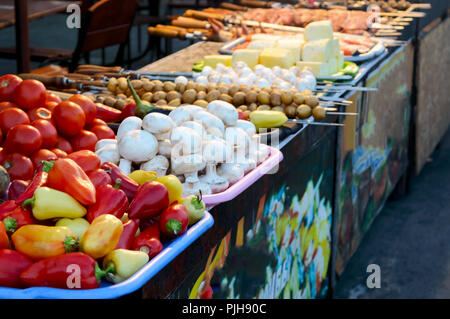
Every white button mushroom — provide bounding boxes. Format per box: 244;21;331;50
171;126;202;155
193;110;225;136
118;130;158;163
96;143;120;165
140;155;170;177
201;65;213;77
217;163;245;185
199;139;229;193
118;158;132;175
234;120;257;137
158;139;172;157
168;104;204;125
180;121;207;138
206;100;238;126
95;139;117;152
195;75;209;85
116;116;142;142
142;112;175;141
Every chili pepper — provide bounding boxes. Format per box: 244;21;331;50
127;78;155;119
66;150;101;174
15;161;53;206
95;103;122;123
7;180;29;201
0;222;9;249
88;168;112;189
128;181;169;220
0;200;17;220
102;249;149;284
131;223;163;259
0;249;34;288
192;61;204;72
128;170;158;185
45;158;96;205
115;219;140;250
86;180;128;223
81;214;123;259
159;203;189;238
101;162;139;201
180;193;205;225
55;218;90;243
121;102;136;120
157;174;183;205
1;206;35;233
11;225;78;260
23;187;87;220
20;252;112;289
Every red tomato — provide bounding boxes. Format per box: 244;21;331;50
0;102;19;112
30;149;58;168
14;79;47;110
45;92;62;104
30;119;58;149
0;74;22;102
3;153;34;181
68;94;97;124
50;148;67;158
44;101;58;112
4;124;42;156
89;124;115;140
0;107;30;133
55;136;73;154
0;147;7;164
85;118;108;130
70;130;98;152
27;107;52;122
53;101;86;137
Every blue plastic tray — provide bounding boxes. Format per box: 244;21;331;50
0;211;214;299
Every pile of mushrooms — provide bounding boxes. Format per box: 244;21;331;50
95;101;270;196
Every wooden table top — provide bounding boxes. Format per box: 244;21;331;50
0;0;73;29
139;41;225;73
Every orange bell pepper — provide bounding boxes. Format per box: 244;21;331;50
45;158;96;205
11;224;78;260
81;214;123;259
0;222;10;249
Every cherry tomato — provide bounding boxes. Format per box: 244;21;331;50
0;102;19;112
89;124;115;140
85;118;108;130
55;136;73;154
50;148;67;158
45;92;62;104
53;101;86;137
4;124;42;156
27;107;52;122
30;149;58;168
14;79;47;110
0;147;7;164
70;130;98;152
0;74;22;102
68;94;96;124
3;153;34;181
44;101;58;112
0;107;30;133
30;119;58;149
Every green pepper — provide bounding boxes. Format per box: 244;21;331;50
180;193;205;225
334;61;359;78
192;61;204;72
127;78;155;119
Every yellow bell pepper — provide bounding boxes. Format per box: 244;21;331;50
128;170;158;185
157;174;183;204
22;187;87;220
81;214;123;259
249;110;288;130
103;249;149;284
55;218;90;243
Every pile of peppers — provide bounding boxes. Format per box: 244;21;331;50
0;150;206;289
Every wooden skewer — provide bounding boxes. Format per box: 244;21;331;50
326;111;358;116
287;119;344;127
379;11;425;18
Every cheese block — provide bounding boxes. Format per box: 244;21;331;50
231;49;261;69
203;55;232;68
304;20;333;42
276;39;303;62
250;34;282;42
259;48;297;69
296;61;330;77
337;51;344;70
302;39;332;63
327;57;339;75
248;40;276;50
330;37;340;58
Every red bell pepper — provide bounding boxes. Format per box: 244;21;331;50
159;203;189;238
120;102;136;120
0;249;34;288
19;252;112;289
128;181;169;220
0;200;17;220
86;181;128;223
66;150;101;174
95;103;122;123
131;222;163;259
101;162;139;201
15;161;53;206
115;219;140;250
7;180;29;201
1;206;35;233
88;168;112;189
45;158;96;205
0;222;9;249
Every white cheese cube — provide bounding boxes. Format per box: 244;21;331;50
330;37;340;58
276;39;303;62
304;20;334;41
301;39;332;63
231;49;261;69
337;51;344;70
259;48;297;69
248;40;276;50
296;61;330;77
